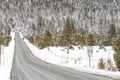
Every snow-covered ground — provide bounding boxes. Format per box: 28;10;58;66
24;38;120;80
0;32;15;80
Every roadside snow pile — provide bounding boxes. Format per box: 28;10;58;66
61;65;120;79
24;38;120;80
0;32;15;80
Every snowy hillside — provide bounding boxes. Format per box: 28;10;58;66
0;0;120;35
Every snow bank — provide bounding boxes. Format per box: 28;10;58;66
61;65;120;80
0;32;15;80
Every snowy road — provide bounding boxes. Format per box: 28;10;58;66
10;33;112;80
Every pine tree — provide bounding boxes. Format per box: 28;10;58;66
32;23;36;35
114;53;120;70
0;36;4;45
108;24;116;38
42;30;52;48
77;35;86;46
60;18;76;46
98;58;105;69
36;16;44;38
105;24;116;46
87;33;95;46
8;27;11;35
35;35;41;46
37;16;44;28
27;36;34;44
112;37;120;70
4;35;11;46
32;24;36;30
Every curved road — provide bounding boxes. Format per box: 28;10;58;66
10;33;112;80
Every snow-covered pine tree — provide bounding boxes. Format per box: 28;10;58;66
42;30;52;48
112;37;120;71
59;18;76;46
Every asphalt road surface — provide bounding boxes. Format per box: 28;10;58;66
10;33;112;80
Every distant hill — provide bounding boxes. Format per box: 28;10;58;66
0;0;120;35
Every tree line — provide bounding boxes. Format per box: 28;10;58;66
28;17;119;46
